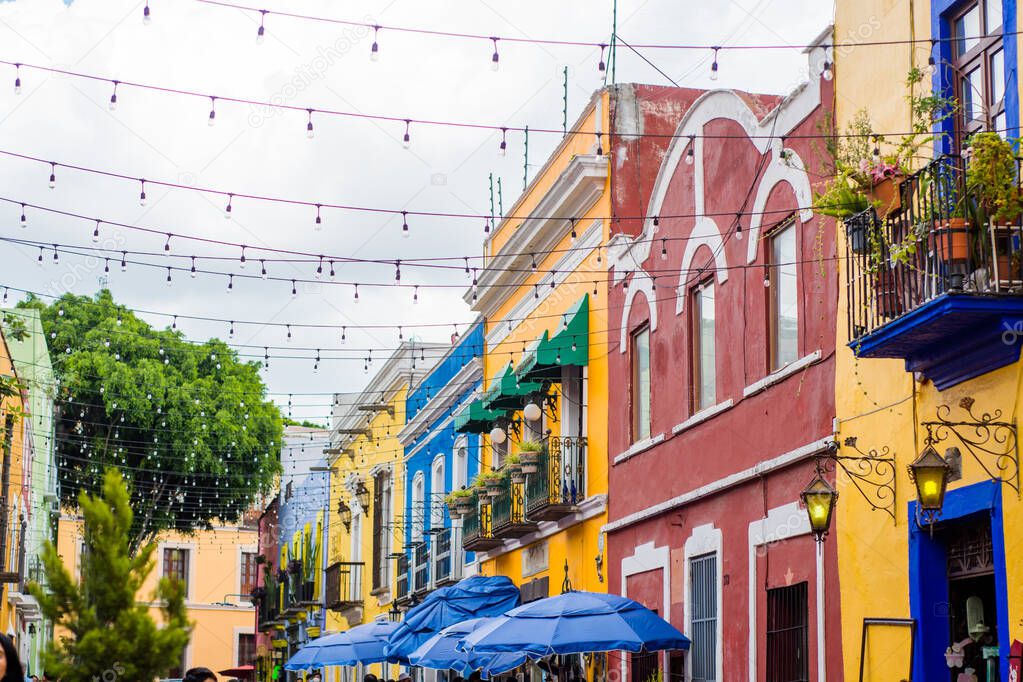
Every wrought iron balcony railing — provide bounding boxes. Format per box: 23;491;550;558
462;499;501;552
395;553;410;604
413;542;430;594
525;436;587;521
324;561;364;611
491;477;536;538
845;155;1023;342
433;527;461;587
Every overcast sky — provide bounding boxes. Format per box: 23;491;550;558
0;0;832;424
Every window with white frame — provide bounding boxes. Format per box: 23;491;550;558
453;440;469;491
769;221;799;370
411;472;425;542
431;455;446;527
693;281;716;411
631;323;651;442
689;553;718;682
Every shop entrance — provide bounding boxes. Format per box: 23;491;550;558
944;519;999;682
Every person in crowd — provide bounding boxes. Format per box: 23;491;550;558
183;667;217;682
364;673;379;682
0;634;23;682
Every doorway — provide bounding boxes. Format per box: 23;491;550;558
944;519;999;681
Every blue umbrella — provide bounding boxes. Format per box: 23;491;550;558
408;618;528;677
386;575;520;663
459;591;690;658
284;620;401;671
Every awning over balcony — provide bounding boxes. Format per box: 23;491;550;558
482;365;543;411
514;295;589;383
454;400;506;434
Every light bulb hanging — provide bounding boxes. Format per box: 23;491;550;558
306;109;314;139
291;279;298;296
660;239;667;260
401;211;409;238
413;285;419;304
926;40;937;76
315;204;322;229
227;274;233;293
208;97;217;126
370;25;380;61
239;245;246;268
256;10;267;43
490;37;500;71
92;220;101;242
190;257;197;278
598;43;607;72
710;47;720;80
735;211;743;239
120;251;127;272
19;204;26;228
499;127;507;155
685;135;695;165
821;60;833;81
402;119;411;149
329;260;336;280
166;267;172;286
353;283;359;302
13;64;21;95
142;1;151;24
316;256;323;279
48;163;56;189
260;259;267;279
139;179;147;206
164;233;171;253
109;81;119;111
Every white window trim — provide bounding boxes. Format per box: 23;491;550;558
746;502;825;682
683;524;723;682
233;625;256;666
236;543;258;600
612;433;666;465
412;471;426;543
452;435;469;491
742;350;822;398
431;454;446;528
671;399;734;436
158;541;197;603
620;541;671;682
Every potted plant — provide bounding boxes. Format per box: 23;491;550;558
471;474;493;506
505;454;525;484
518;440;543;474
481;469;507;499
966;132;1023;285
445;488;475;517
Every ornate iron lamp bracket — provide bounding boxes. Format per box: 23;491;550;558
922;396;1020;498
821;437;897;523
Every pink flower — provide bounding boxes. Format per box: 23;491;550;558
870;160;899;182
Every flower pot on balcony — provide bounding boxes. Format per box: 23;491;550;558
486;480;504;498
510;471;526;485
455;498;474;516
869;174;904;218
446;500;462;518
519;451;540;474
930;218;972;263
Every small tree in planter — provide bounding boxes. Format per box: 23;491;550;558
518;440;543;474
966;132;1023;287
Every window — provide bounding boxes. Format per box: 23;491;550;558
689;553;717;682
431;456;446;528
453;442;468;491
693;282;716;411
766;582;809;682
163;547;189;591
491;438;508;469
240;551;259;595
237;632;257;667
951;1;1005;144
411;473;425;542
631;324;651;442
770;222;799;369
371;472;392;590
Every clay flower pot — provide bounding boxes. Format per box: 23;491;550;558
870;174;905;217
930;217;972;263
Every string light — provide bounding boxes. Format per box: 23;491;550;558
314;204;322;229
208;97;217;126
685;135;695;164
353;283;359;302
229;320;235;338
142;1;151;24
139;180;147;206
660;239;667;260
92;220;101;242
395;260;401;282
256;9;267;43
595;132;603;155
291;279;298;297
19;204;26;228
413;286;419;304
13;64;20;95
48;163;56;189
569;218;577;241
239;245;246;268
821;60;833;81
340;326;346;343
260;259;267;279
227;274;234;293
402;120;411;149
490;37;500;71
109;81;119;110
166;267;173;286
499;127;507;155
306;109;314;139
286;324;292;342
926;39;937;76
710;46;720;80
190;256;197;278
120;251;127;272
316;256;323;279
329;260;336;280
598;44;607;72
371;25;381;61
401;211;409;238
52;245;59;265
735;211;743;239
224;194;233;219
164;233;172;253
36;247;42;266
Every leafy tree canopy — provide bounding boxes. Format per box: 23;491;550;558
20;290;282;550
282;416;326;429
30;469;191;681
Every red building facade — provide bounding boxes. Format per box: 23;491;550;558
605;36;842;682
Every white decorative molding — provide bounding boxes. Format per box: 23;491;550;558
612;432;666;465
747;502;825;682
397;356;483;446
618;278;659;354
683;524;723;682
742;350;822;398
620;541;672;682
744;150;815;264
671;399;734;436
603;437;833;533
675;217;730;314
476;494;607;562
469;155;608;316
485;221;602;349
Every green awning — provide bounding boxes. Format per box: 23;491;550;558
514;294;590;384
482;365;544;411
454;400;507;434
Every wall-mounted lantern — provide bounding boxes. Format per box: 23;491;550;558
908;444;951;523
800;470;838;542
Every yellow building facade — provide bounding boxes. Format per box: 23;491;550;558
833;2;1023;679
0;328;27;649
56;517;260;675
456;90;610;598
323;343;443;675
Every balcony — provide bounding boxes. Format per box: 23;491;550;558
395;554;410;605
845;155;1023;390
525;436;586;521
491;479;537;539
256;577;282;631
412;542;430;595
432;527;461;587
462;501;501;552
324;561;364;613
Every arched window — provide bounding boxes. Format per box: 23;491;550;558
431;455;446;528
452;437;469;490
411;472;425;542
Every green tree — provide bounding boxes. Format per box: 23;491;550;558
29;468;191;681
20;290;282;551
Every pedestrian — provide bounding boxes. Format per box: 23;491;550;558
0;634;23;682
183;668;217;682
364;674;378;682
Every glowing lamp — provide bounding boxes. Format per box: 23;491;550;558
523;401;542;422
908;445;950;512
490;426;507;445
800;472;837;542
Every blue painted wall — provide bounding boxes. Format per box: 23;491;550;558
278;453;331;631
402;322;484;576
931;0;1019;154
